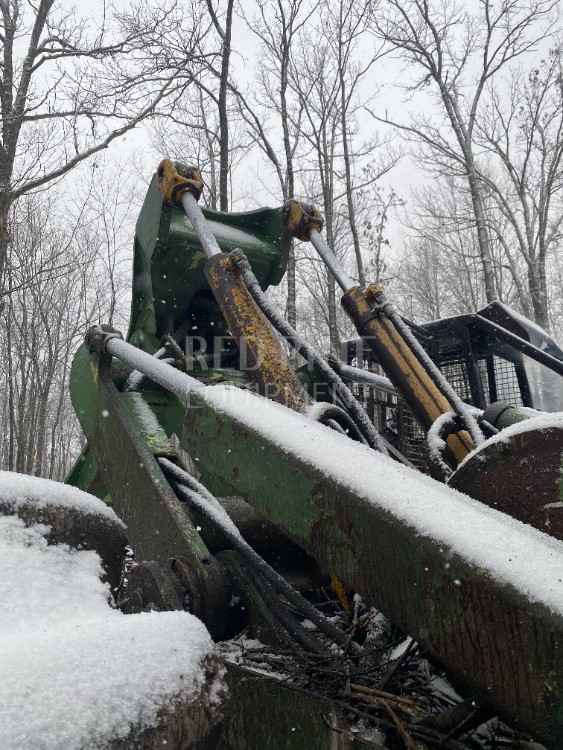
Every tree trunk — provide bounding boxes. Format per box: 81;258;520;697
6;302;15;471
327;273;340;354
325;212;340;354
528;260;550;332
0;194;11;292
280;42;297;328
286;244;297;328
466;168;496;303
218;0;234;212
339;75;365;286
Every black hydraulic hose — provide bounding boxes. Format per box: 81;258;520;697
428;410;500;480
326;419;348;436
251;572;325;654
382;302;485;447
159;457;361;654
230;250;388;456
307;402;368;445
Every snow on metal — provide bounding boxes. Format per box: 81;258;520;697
0;471;123;526
455;411;563;472
198;384;563;615
0;515;219;750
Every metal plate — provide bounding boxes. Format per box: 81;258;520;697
450;424;563;538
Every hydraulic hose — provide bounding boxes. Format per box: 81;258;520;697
382;302;485;448
230;250;390;456
159;457;361;654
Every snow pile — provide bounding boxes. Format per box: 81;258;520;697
0;515;220;750
0;470;123;526
197;385;563;615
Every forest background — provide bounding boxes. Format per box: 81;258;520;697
1;0;562;478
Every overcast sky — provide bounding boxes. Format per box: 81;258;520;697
70;0;444;258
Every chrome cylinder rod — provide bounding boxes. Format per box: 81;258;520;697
337;364;396;394
309;229;354;292
181;192;222;259
105;337;203;400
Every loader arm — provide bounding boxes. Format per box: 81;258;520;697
66;162;563;749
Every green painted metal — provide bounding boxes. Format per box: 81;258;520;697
181;387;563;747
128;174;291;352
65;446;101;496
489;404;532;430
66;341;247;499
68;343;231;638
70;345;208;564
135;389;186;444
119;392;177;457
66;344;108;498
67;343;185;496
62;167;563;746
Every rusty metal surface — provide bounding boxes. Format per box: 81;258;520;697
341;287;473;463
285;199;324;241
182;388;563;746
70;344;231;638
450;424;563;537
205;253;308;411
191;495;325;581
157;159;203;204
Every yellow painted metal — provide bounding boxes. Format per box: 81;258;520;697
341;287;473;463
157;159;203;204
205;253;308;412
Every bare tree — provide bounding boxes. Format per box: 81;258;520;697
475;46;563;330
370;0;556;304
0;0;209;287
205;0;235;210
329;0;390;286
151;84;220;210
238;0;317;327
84;162;134;328
357;177;403;283
290;31;344;352
398;176;520;319
1;194;94;475
289;2;400;351
0;162;131;478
